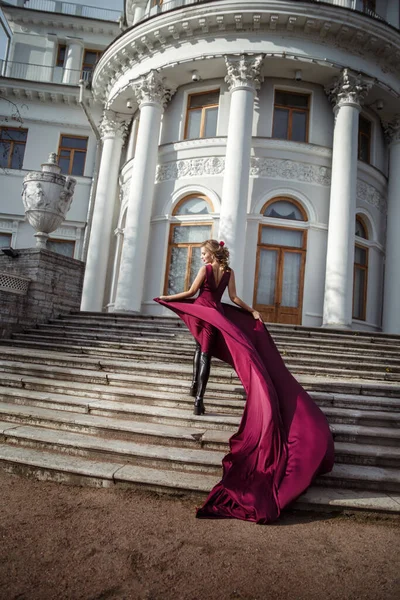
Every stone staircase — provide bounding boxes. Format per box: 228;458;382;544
0;312;399;516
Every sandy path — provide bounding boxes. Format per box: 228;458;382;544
0;471;399;600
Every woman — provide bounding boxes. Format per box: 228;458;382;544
155;239;334;523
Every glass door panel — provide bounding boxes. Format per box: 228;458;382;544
190;246;203;284
168;247;188;294
281;251;301;308
256;249;278;306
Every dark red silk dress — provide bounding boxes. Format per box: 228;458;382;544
155;263;334;524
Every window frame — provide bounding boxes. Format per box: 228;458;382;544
0;232;12;248
353;215;369;321
353;243;369;321
272;89;310;143
164;194;214;294
164;221;213;294
57;134;88;176
0;126;28;170
358;115;372;164
184;89;220;140
81;48;102;78
56;44;66;68
261;197;308;222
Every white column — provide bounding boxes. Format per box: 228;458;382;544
62;38;83;85
133;1;147;24
322;69;372;328
382;118;400;334
81;111;129;312
113;71;172;313
218;54;263;297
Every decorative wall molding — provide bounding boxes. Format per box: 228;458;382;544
156;157;225;181
249;158;332;186
154;156;387;213
356;181;386;214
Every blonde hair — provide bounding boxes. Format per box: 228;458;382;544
201;239;230;271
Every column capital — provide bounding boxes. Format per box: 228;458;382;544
325;68;373;111
99;110;130;141
224;54;264;93
384;115;400;146
132;70;175;108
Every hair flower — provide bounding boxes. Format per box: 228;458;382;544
219;241;225;247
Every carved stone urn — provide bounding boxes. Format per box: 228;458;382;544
22;153;77;249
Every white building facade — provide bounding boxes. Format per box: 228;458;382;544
1;1;400;334
0;0;121;260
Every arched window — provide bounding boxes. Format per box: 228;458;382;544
254;198;308;325
353;215;369;321
165;195;213;294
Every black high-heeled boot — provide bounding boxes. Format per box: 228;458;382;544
189;342;201;397
194;351;211;416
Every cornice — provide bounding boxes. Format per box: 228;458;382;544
3;6;120;36
93;1;400;104
0;80;94;107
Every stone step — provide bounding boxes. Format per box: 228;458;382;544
330;422;400;448
1;380;399;418
0;403;213;448
295;487;400;514
0;442;399;502
1;385;399;431
1;348;400;397
15;328;400;358
2;341;399;381
317;463;400;494
60;313;400;343
0;443;217;493
9;332;400;366
333;442;400;468
1;402;399;451
0;423;224;475
1;421;400;475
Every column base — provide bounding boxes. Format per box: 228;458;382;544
321;323;353;331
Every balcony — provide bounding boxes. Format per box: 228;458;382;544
132;0;391;27
7;0;122;22
0;59;92;85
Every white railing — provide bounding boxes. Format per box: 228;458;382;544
0;59;92;85
136;0;388;25
12;0;121;22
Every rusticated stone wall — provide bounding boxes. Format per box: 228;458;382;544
0;249;85;338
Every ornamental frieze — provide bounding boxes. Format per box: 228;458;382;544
154;156;386;213
249;158;331;186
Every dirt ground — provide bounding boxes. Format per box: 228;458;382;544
0;471;399;600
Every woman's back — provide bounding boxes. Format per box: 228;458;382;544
195;263;231;307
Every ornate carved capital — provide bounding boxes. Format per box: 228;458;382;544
224;54;264;92
325;68;373;110
100;110;130;141
133;70;174;108
384;115;400;145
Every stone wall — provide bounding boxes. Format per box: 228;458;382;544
0;249;85;338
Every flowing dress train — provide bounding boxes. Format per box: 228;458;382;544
154;263;334;523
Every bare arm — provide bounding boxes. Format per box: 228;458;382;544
159;266;206;301
228;270;263;321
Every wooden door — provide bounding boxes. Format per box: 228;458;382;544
254;225;307;325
